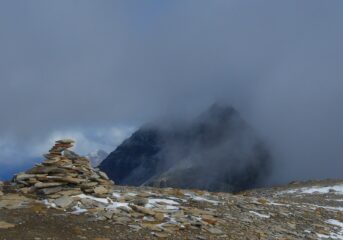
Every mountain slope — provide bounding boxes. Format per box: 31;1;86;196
99;104;272;192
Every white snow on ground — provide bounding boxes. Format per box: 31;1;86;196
317;219;343;239
249;211;270;218
303;203;343;212
301;185;343;194
44;194;183;213
148;198;180;206
281;184;343;195
126;192;138;197
184;192;220;205
70;194;132;213
145;198;180;210
71;203;88;214
191;196;220;205
267;201;290;207
42;199;57;208
112;192;121;198
166;196;187;203
106;202;130;210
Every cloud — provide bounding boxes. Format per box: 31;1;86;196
0;0;342;183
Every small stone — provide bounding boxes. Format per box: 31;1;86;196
54;196;74;208
56;139;75;144
99;211;113;219
39;187;63;195
18;187;32;194
131;204;155;216
141;223;162;231
113;216;132;224
131;198;148;206
128;225;142;231
206;227;223;235
0;221;15;229
98;171;110;180
58;189;83;196
16;173;46;181
196;236;207;240
201;215;217;225
154;212;165;221
59;177;86;184
94;186;109;195
81;182;99;189
34;182;65;189
152;232;169;238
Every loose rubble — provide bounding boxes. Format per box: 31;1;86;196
0;140;342;239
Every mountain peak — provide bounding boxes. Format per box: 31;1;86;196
99;104;271;192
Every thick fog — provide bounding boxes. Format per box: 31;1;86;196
0;0;342;183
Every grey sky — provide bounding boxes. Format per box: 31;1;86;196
0;0;342;183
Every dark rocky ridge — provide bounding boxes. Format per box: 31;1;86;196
99;104;272;192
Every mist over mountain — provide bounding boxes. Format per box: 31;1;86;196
86;150;108;167
99;104;271;192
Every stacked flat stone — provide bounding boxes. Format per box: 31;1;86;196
0;181;3;196
13;139;113;198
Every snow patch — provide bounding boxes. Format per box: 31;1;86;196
249;211;270;218
317;219;343;239
106;202;130;210
148;198;180;206
42;199;57;208
184;192;220;205
112;192;121;198
145;198;180;211
126;192;138;197
268;201;290;207
281;184;343;195
71;203;88;214
304;203;343;212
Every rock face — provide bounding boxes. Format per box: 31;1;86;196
99;104;272;192
13;139;113;198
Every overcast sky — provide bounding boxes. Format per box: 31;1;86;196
0;0;343;182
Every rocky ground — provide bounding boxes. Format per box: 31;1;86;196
1;179;343;240
0;140;342;239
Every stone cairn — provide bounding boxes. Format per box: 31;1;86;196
13;139;113;199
